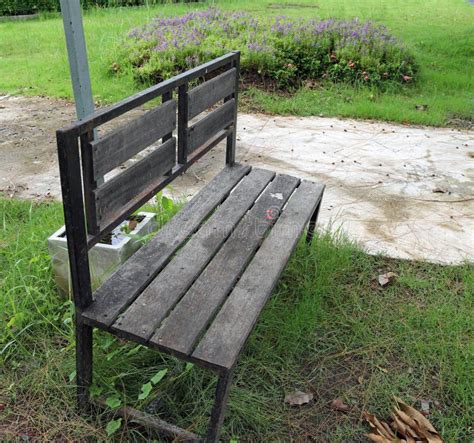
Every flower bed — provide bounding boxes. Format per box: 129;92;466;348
118;8;417;90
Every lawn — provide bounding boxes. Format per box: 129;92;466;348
0;197;472;441
0;0;473;126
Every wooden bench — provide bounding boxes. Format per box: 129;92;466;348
57;51;325;442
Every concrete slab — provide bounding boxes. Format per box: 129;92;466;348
0;95;472;264
236;115;473;264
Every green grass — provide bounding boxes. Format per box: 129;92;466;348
0;0;473;126
1;197;472;441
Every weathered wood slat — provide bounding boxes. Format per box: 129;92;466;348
112;168;276;342
187;99;235;153
94;138;176;225
86;126;232;250
59;52;239;138
91;100;176;179
192;181;325;370
188;68;236;120
81;164;251;328
80;131;99;235
150;174;300;356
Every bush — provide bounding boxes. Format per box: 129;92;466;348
0;0;57;15
0;0;201;16
119;8;417;90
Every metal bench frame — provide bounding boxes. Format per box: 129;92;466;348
56;52;323;442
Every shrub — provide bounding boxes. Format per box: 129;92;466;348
0;0;57;15
119;8;417;90
0;0;201;16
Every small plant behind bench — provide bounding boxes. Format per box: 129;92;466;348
114;8;417;91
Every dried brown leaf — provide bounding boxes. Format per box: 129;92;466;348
392;413;413;437
394;408;420;437
363;411;395;439
378;272;398;287
128;219;138;231
381;422;396;439
394;397;443;443
366;433;392;443
330;398;350;412
394;397;438;433
364;398;444;443
284;390;313;406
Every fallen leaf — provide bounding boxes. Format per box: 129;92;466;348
394;397;443;443
363;397;444;443
366;433;391;443
284;390;313;406
330;398;350;412
363;411;395;439
128;219;138;231
358;376;365;385
378;272;398;287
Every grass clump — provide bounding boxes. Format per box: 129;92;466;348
119;8;417;90
1;196;472;441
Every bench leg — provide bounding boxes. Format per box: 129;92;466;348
76;317;93;413
205;370;233;443
306;199;322;244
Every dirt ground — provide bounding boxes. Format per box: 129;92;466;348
1;94;473;264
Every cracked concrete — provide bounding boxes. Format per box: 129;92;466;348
0;95;472;264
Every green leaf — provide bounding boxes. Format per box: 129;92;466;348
106;418;122;436
185;362;194;371
151;369;168;385
89;385;103;398
138;382;153;400
106;349;121;361
106;396;121;409
126;345;143;356
68;370;76;383
161;195;174;212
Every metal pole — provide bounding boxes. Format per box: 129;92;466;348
60;0;102;185
60;0;95;121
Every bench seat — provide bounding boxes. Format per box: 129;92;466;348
81;164;324;371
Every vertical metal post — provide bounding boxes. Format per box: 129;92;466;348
226;53;240;166
306;200;322;244
177;84;189;165
60;1;103;186
60;0;95;120
57;129;94;412
206;370;234;442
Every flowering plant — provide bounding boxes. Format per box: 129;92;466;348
116;8;417;90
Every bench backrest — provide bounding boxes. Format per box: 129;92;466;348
56;52;240;308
